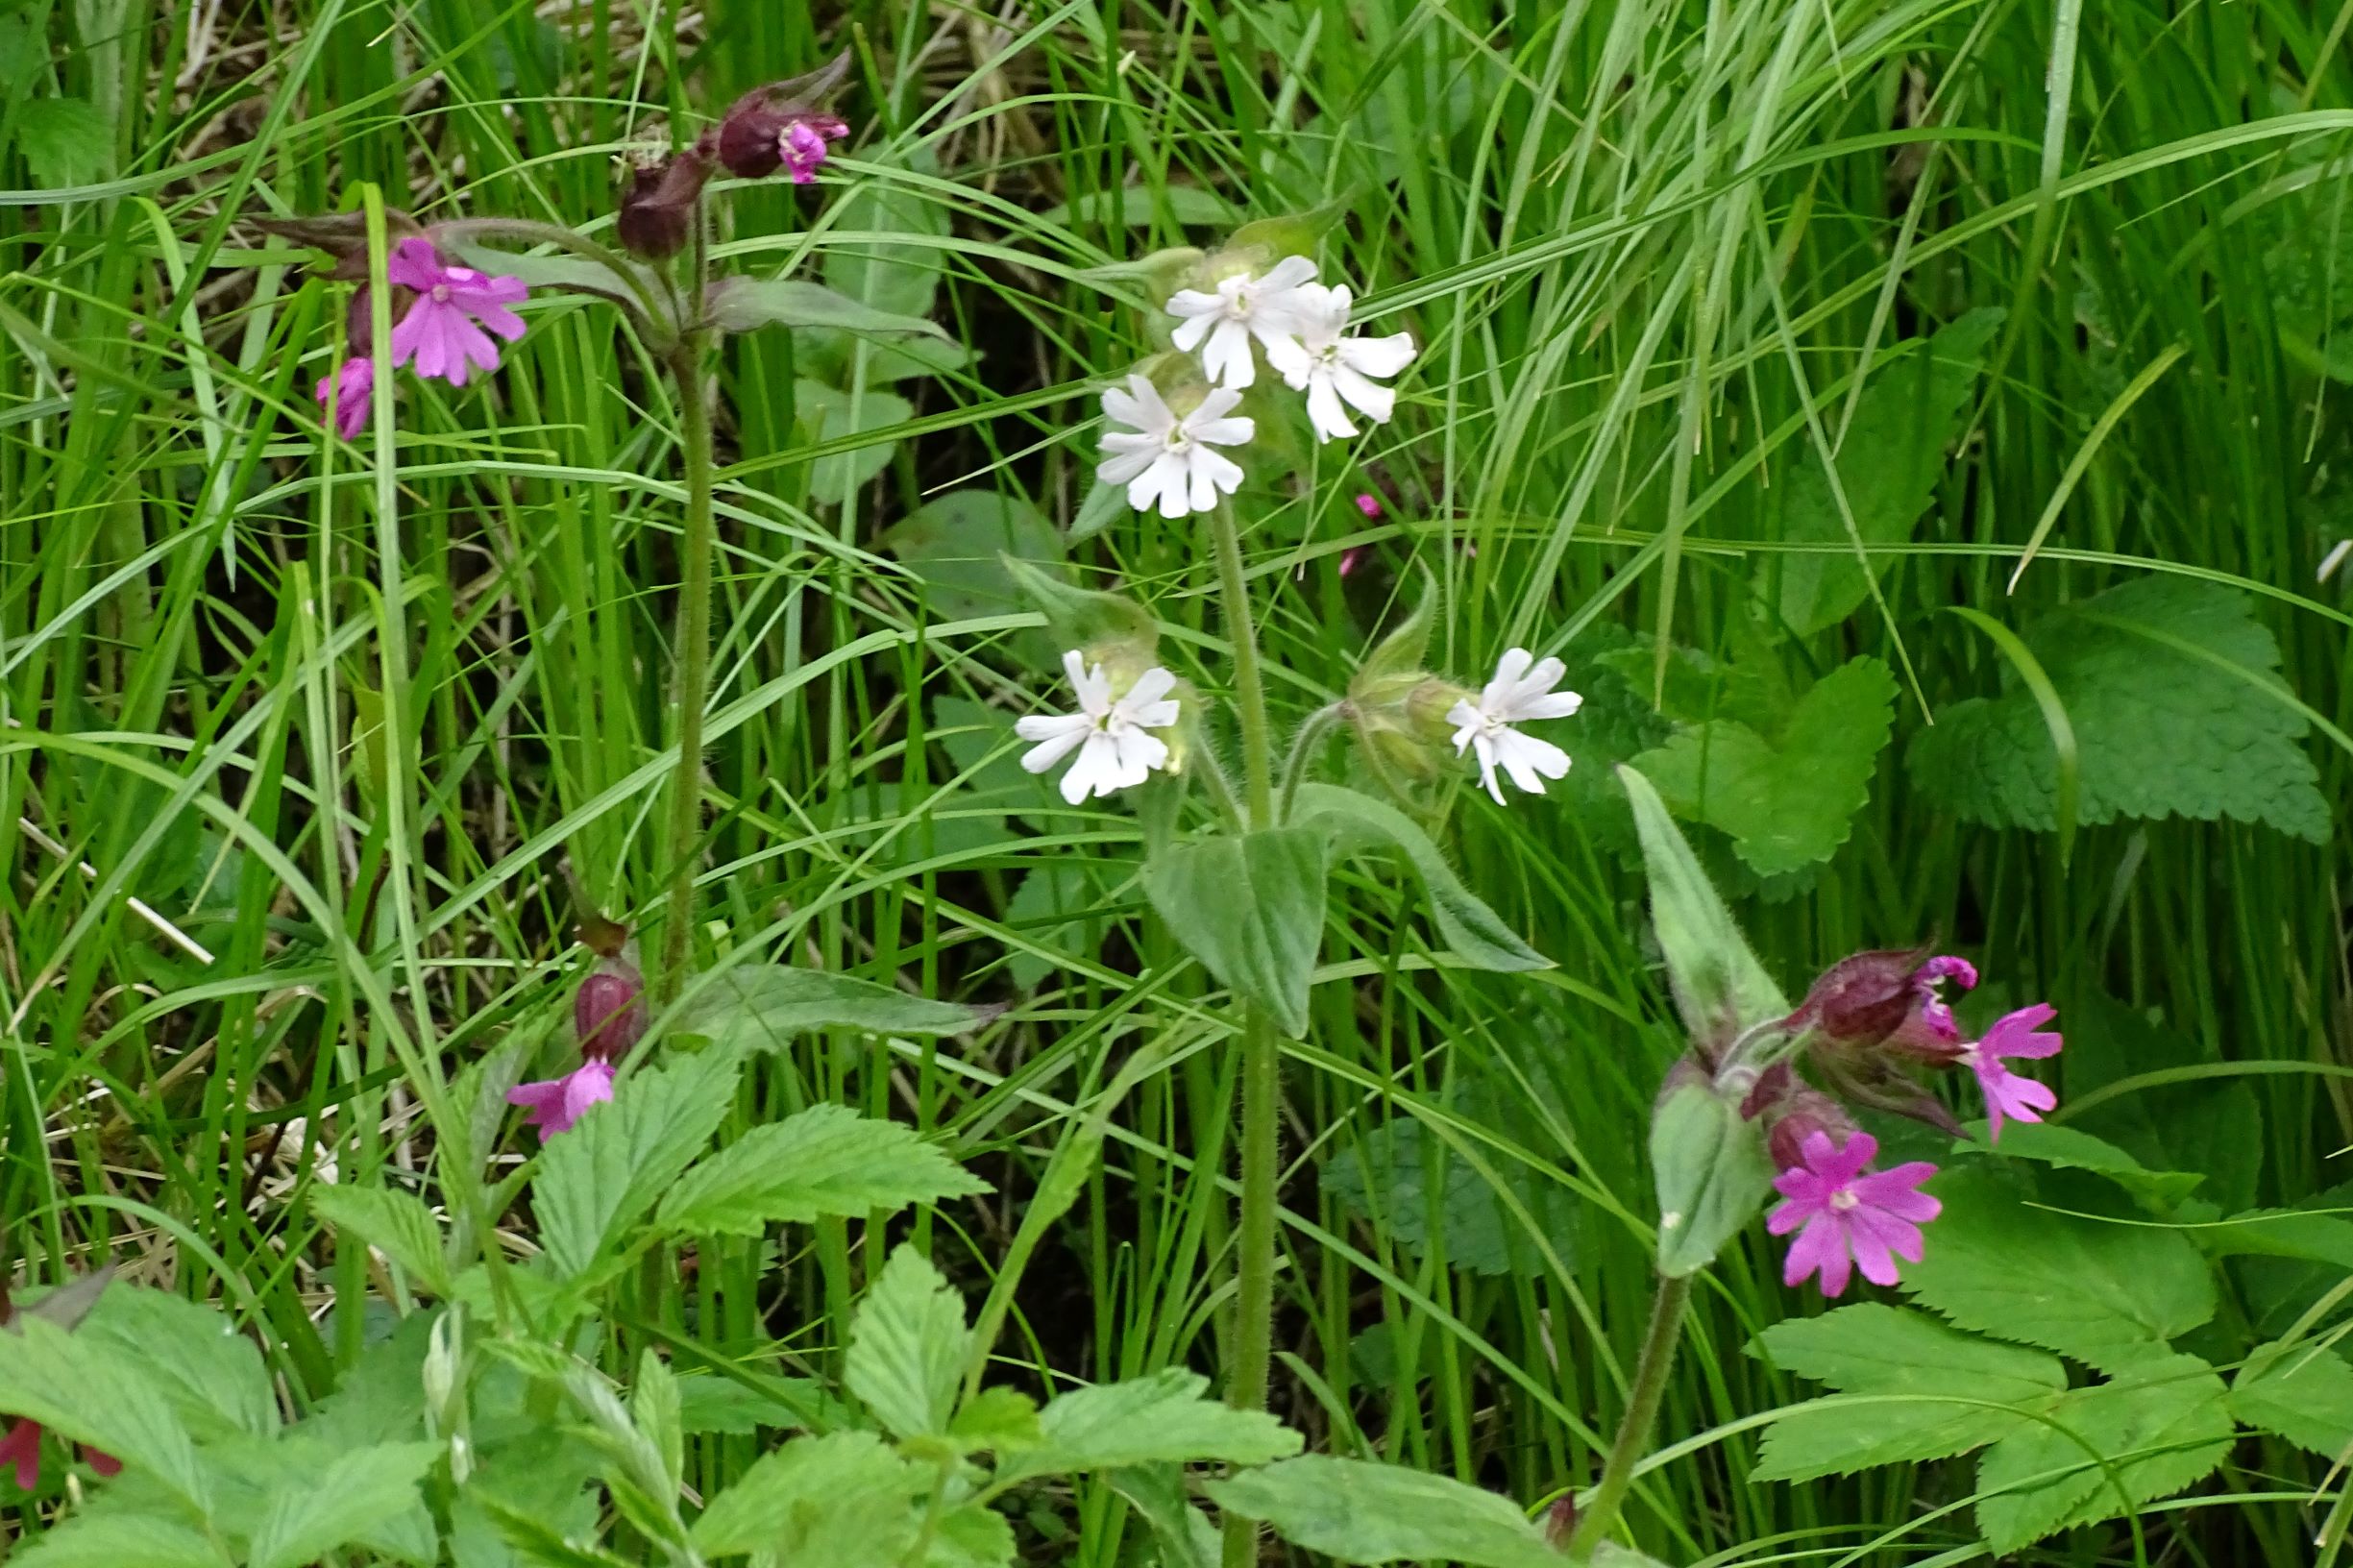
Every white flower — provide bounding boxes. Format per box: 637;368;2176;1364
1264;283;1417;443
1165;256;1320;388
1447;649;1582;805
1095;374;1255;520
1016;650;1182;804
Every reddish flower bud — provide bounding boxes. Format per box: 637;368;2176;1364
706;52;854;181
1790;947;1978;1059
575;960;647;1064
617;151;714;259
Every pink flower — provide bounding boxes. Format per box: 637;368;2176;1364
1354;492;1383;518
1962;1003;2062;1140
314;356;375;440
1338;547;1365;576
1767;1131;1940;1297
781;115;848;182
1911;955;1978;1042
385;238;527;388
506;1059;615;1138
1;1420;38;1491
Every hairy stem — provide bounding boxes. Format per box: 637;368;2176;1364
655;337;716;1004
1276;701;1349;821
1564;1270;1693;1560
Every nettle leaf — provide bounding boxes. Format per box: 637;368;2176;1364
1206;1456;1559;1568
1973;1352;2233;1556
654;1102;989;1237
1000;1368;1300;1482
1142;827;1328;1038
705;277;948;343
1292;782;1549;971
533;1046;742;1281
795;380;914;505
1773;308;2000;636
845;1246;970;1441
882;490;1064;661
0;1316;208;1512
931;1504;1017;1568
1619;766;1789;1047
15;96;113;188
1909;576;2330;842
308;1184;454;1296
1649;1083;1775;1277
1631;656;1898;877
690;1431;924;1559
2230;1335;2353;1456
670;964;993;1050
1750;1305;2065;1482
248;1442;440;1568
1321;1115;1580;1278
1899;1168;2215;1372
8;1511;221;1568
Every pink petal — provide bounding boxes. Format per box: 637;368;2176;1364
1766;1195;1815;1236
1;1421;41;1492
1852;1164;1942;1221
1846;1213;1900;1286
83;1447;119;1478
383;237;449;291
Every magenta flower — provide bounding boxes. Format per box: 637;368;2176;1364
1962;1003;2062;1139
0;1420;116;1491
1911;955;1979;1042
575;959;648;1063
314;356;375;440
385;238;527;388
1767;1131;1940;1297
506;1059;615;1139
780;115;848;182
1354;491;1384;518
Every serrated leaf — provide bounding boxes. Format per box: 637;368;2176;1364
1106;1465;1221;1568
2061;992;2263;1213
1631;656;1897;876
654;1102;989;1237
0;1316;207;1511
1320;1115;1579;1279
532;1046;741;1281
309;1185;454;1296
706;277;947;342
1292;782;1550;971
671;965;992;1050
1142;827;1327;1038
7;1510;221;1568
15;97;112;188
1206;1456;1558;1568
1750;1305;2064;1481
75;1286;277;1440
689;1431;922;1558
930;1504;1017;1567
1774;309;2000;635
630;1349;683;1495
946;1386;1041;1457
248;1442;440;1568
796;380;913;505
846;1247;970;1441
999;1369;1300;1482
1909;577;2330;842
1649;1083;1775;1276
1966;1120;2202;1204
1974;1353;2232;1555
1618;766;1789;1048
1900;1169;2215;1372
2230;1335;2353;1457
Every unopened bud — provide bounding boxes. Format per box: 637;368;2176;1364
617;151;713;259
576;959;647;1064
706;53;854;182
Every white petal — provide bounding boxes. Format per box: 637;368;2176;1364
1331;364;1394;425
1124;374;1176;431
1506;655;1570;711
1154;453;1195;518
1339;331;1417;378
1121;666;1177;707
1128;698;1181;728
1470;733;1507;805
1194;446;1244;498
1187;450;1221;514
1189;414;1255;448
1166;288;1225;320
1193;386;1245;423
1113;723;1170;784
1017;718;1091;774
1260;255;1320;292
1513;691;1584;721
1059;733;1117;803
1494;727;1571;795
1129;453;1187;516
1484;649;1535;708
1101;382;1147;432
1070;651;1114;713
1200;318;1256;388
1446;701;1483;749
1170;312;1215;352
1097;445;1159;486
1305;375;1358;443
1262;336;1312;385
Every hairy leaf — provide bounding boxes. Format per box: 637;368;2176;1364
795;380;914;505
654;1102;988;1237
2230;1335;2353;1457
845;1246;970;1441
1619;766;1789;1048
533;1046;741;1281
1000;1368;1300;1481
0;1316;208;1512
1142;827;1328;1038
691;1431;922;1558
76;1286;277;1441
15;97;113;188
8;1510;221;1568
1206;1456;1558;1568
1650;1083;1775;1276
882;490;1064;661
706;277;948;341
1293;782;1549;970
670;965;993;1050
249;1442;440;1568
308;1185;454;1296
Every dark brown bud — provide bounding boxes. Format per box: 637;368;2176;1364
576;959;647;1064
617;151;713;259
251;208;426;280
706;51;855;180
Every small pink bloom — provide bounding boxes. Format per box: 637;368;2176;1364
1767;1132;1940;1297
780;115;848;183
1;1420;39;1491
1963;1003;2062;1140
1354;492;1383;518
314;356;375;440
384;237;527;389
1337;547;1365;576
1911;955;1978;1042
506;1059;616;1138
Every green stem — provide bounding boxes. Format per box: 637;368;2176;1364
655;337;716;1005
1275;701;1348;821
1563;1271;1692;1561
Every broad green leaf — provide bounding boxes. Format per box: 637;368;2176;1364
0;1316;208;1512
474;1496;634;1567
930;1504;1017;1567
883;490;1065;662
676;1370;839;1434
1631;656;1897;876
1320;1115;1580;1278
1774;309;2000;635
845;1246;970;1441
654;1102;989;1237
1206;1456;1558;1568
1292;782;1549;971
1900;1169;2216;1372
689;1431;922;1558
670;964;993;1050
1000;554;1160;656
308;1185;455;1296
705;277;948;342
1105;1466;1221;1568
1591;1549;1675;1568
248;1441;440;1568
1973;1353;2232;1555
2061;992;2263;1213
441;242;655;312
8;1510;222;1568
999;1368;1300;1482
1909;577;2330;843
1618;766;1788;1047
796;380;914;505
533;1045;742;1281
15;97;112;188
2230;1335;2353;1457
1142;827;1328;1038
946;1385;1041;1457
824;164;950;319
1963;1120;2202;1205
630;1349;683;1496
1649;1084;1775;1277
1750;1305;2065;1481
77;1286;277;1439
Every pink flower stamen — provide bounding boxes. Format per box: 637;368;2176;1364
1767;1131;1940;1297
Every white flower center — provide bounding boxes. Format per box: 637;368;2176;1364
1827;1188;1860;1213
431;283;453;303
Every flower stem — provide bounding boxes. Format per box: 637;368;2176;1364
1275;701;1348;821
1563;1270;1693;1561
655;337;716;1004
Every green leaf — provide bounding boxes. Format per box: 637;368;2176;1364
1750;1305;2065;1481
1649;1083;1775;1277
630;1349;684;1496
533;1046;742;1281
1320;1115;1579;1279
1004;859;1106;990
15;96;113;188
845;1246;970;1441
1037;185;1239;228
1773;309;2000;636
706;277;948;342
1205;1456;1559;1568
308;1185;455;1296
882;491;1065;659
654;1102;989;1237
1105;1466;1221;1568
1630;656;1898;876
1618;765;1789;1048
1900;1169;2216;1372
1292;782;1550;971
825;164;949;320
690;1431;922;1559
2230;1335;2353;1457
1965;1120;2203;1205
999;1369;1301;1482
928;1505;1017;1568
1909;577;2330;842
795;380;914;506
2061;992;2263;1213
670;965;993;1050
0;1316;208;1511
946;1385;1042;1457
1973;1352;2233;1555
1142;827;1328;1038
248;1442;441;1568
8;1510;222;1568
441;242;655;313
1000;554;1161;656
76;1286;277;1440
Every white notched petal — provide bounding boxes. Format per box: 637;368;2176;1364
1192;386;1245;424
1017;714;1091;774
1120;666;1177;710
1200;318;1257;388
1066;649;1114;714
1097;445;1159;486
1469;733;1507;805
1166;288;1225;321
1061;732;1122;803
1193;446;1245;499
1339;331;1418;379
1189;415;1255;447
1304;377;1357;443
1330;365;1394;426
1170;310;1215;352
1513;691;1585;721
1185;451;1222;514
1262;335;1313;384
1493;729;1571;796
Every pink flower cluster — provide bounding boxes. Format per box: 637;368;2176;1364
313;237;529;439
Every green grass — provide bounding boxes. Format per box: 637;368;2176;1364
7;0;2353;1562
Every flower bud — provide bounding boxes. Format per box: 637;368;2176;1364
1789;947;1977;1060
706;53;854;181
617;150;713;259
576;958;647;1064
